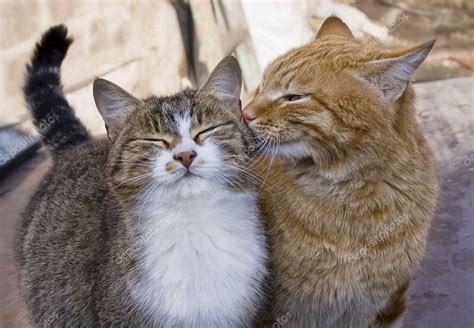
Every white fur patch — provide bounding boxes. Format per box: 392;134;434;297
132;190;266;326
174;114;196;154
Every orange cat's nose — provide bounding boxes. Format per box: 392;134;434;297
242;104;257;124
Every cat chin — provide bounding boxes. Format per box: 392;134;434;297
161;174;217;198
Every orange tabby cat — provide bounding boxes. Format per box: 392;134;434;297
244;17;439;327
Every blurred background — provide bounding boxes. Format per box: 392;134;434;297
0;1;472;327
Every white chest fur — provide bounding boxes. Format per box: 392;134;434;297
130;190;267;327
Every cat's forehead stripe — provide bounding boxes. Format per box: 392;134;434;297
176;113;192;138
170;113;194;152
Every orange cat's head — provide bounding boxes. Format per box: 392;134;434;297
243;17;433;171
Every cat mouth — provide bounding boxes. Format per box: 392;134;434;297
174;167;211;182
179;168;202;179
184;171;195;177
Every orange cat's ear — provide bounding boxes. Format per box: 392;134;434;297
355;40;435;101
315;16;354;41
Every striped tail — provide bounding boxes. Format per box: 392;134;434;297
23;24;90;157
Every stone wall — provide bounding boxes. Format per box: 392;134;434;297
0;0;187;135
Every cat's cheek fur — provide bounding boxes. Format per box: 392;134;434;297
153;151;181;182
276;141;313;160
130;191;268;326
189;139;223;179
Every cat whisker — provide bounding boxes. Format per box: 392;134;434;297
213;172;256;199
257;136;281;193
109;173;154;191
246;138;270;168
117;160;155;167
221;165;267;187
246;137;272;170
137;179;164;226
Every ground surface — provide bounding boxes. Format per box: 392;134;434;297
403;77;474;327
0;77;472;327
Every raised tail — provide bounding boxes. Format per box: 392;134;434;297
24;24;90;157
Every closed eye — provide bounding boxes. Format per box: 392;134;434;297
282;94;306;102
130;138;170;148
194;126;219;141
194;123;232;141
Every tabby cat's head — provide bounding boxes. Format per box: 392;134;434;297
243;17;433;169
93;57;254;205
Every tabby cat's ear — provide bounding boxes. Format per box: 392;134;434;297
356;40;435;101
199;56;242;112
315;16;354;40
93;78;143;137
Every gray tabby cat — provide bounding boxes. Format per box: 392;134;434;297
16;25;268;327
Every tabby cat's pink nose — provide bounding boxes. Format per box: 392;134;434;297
174;151;196;167
242;105;256;124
